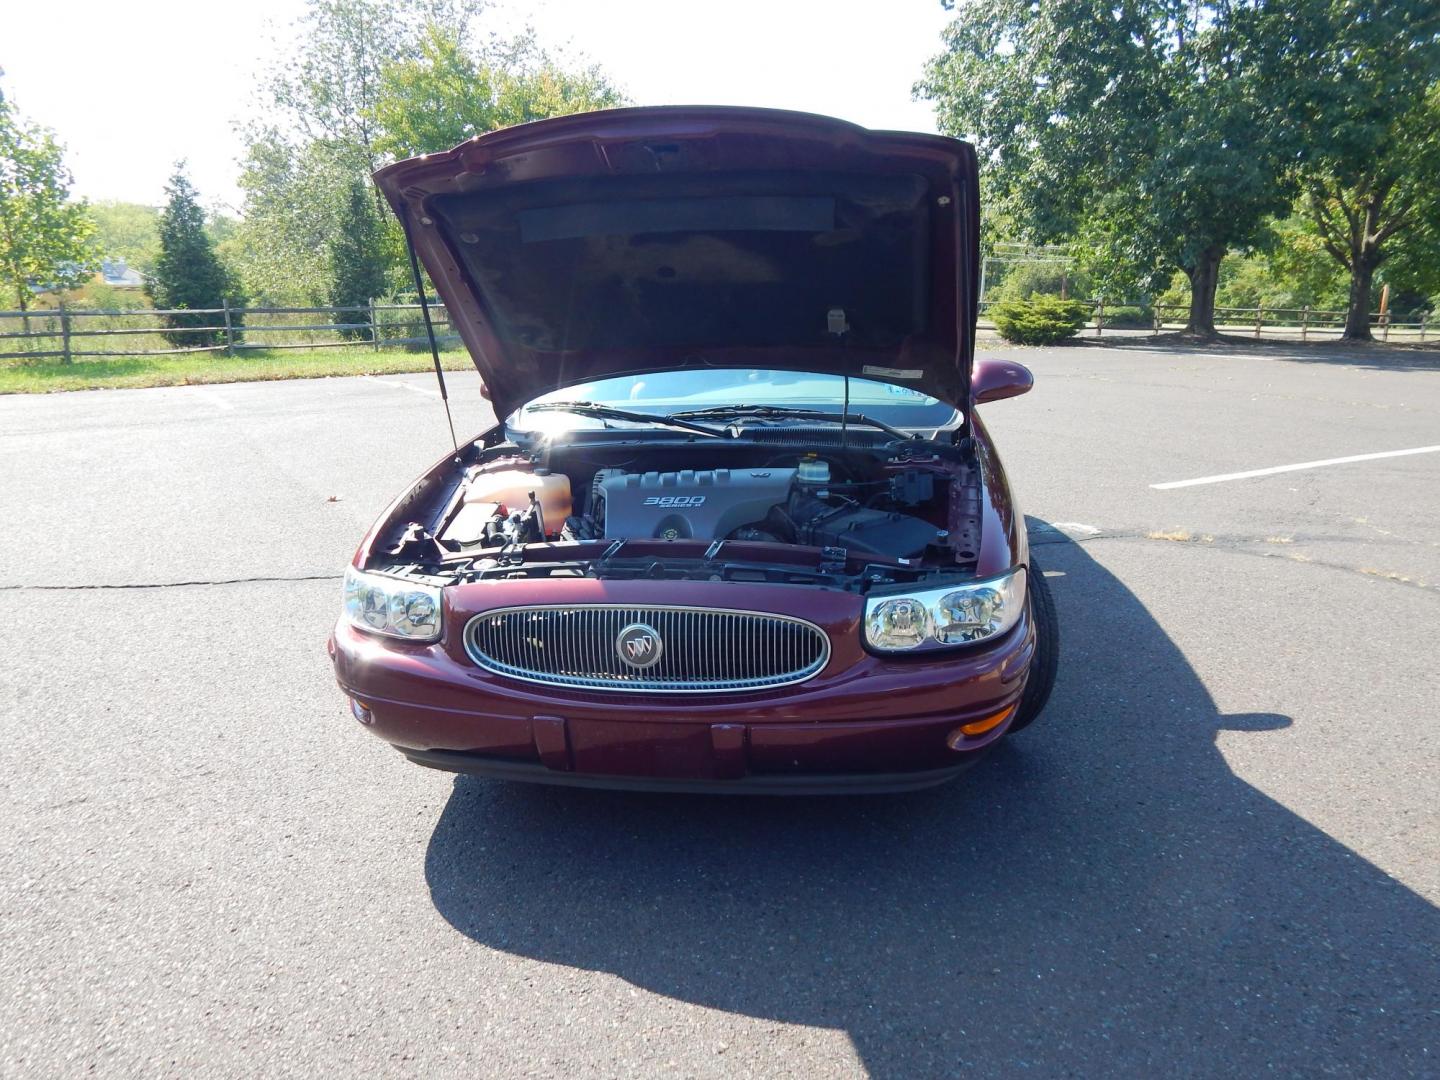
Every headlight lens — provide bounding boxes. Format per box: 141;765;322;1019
343;567;442;641
864;568;1026;653
865;597;933;651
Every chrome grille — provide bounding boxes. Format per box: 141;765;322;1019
463;605;831;692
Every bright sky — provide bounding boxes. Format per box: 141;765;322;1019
2;0;953;211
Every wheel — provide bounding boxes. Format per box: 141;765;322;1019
1009;561;1059;733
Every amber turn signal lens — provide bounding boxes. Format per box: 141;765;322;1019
947;705;1016;747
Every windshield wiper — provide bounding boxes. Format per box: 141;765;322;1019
669;405;912;441
524;401;725;438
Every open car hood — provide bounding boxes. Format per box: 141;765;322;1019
373;106;980;421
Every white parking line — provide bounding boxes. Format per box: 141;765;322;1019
189;387;235;412
1152;445;1440;489
1050;522;1102;537
361;374;440;398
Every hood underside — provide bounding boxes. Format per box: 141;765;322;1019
373;106;980;420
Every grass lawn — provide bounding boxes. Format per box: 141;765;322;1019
0;348;474;394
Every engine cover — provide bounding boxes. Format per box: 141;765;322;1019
595;468;796;541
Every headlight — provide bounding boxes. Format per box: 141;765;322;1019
342;567;442;641
864;568;1026;653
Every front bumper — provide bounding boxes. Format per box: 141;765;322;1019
329;578;1035;791
399;746;984;794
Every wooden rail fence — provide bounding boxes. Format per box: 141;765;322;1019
977;300;1431;342
0;301;458;363
1;298;1431;364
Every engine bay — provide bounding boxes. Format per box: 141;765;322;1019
375;433;985;592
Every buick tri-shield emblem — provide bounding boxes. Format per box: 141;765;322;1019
616;623;664;669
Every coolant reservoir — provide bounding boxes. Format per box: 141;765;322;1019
463;467;572;537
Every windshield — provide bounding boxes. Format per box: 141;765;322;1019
510;369;961;434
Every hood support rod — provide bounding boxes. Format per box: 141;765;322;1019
399;204;459;453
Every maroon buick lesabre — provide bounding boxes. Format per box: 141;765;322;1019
328;106;1057;793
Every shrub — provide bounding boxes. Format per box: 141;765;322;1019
990;296;1091;345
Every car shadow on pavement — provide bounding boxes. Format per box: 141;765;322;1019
423;522;1438;1077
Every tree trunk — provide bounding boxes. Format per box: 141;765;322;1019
1184;246;1224;337
1343;255;1377;341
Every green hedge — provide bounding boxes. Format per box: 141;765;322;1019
990;297;1092;345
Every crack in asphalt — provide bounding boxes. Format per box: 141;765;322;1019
1033;529;1438;593
0;573;343;592
3;532;1432;594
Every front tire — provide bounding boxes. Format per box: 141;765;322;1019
1009;562;1058;733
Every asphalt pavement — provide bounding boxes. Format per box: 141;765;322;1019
2;341;1437;1077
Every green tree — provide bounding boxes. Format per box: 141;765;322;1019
1258;215;1351;313
919;1;1298;336
1278;0;1440;339
329;177;389;338
490;33;627;130
1204;219;1347;315
233;0;482;303
990;260;1091;305
233;134;359;304
1379;202;1440;317
369;24;491;159
370;26;625;161
263;0;479;175
0;83;96;324
89;200;161;272
235;2;622;305
146;166;241;347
